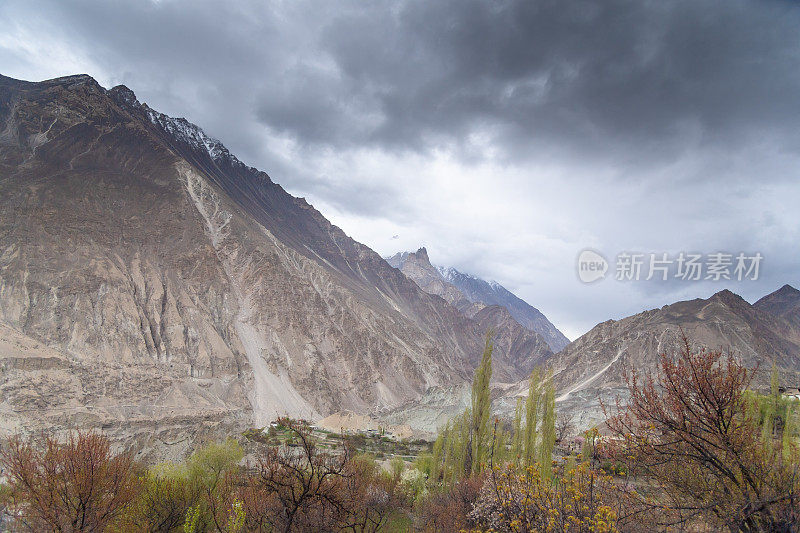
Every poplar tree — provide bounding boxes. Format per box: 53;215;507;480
524;367;542;466
539;368;556;479
431;430;445;482
764;364;780;441
470;333;494;475
511;397;524;465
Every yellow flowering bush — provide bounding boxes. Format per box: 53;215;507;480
469;460;618;533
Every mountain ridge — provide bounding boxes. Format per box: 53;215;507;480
502;285;800;428
387;247;569;352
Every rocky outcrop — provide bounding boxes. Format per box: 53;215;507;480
755;284;800;327
550;289;800;396
386;249;472;312
438;266;570;352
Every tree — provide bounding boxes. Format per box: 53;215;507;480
431;331;495;483
113;439;244;533
511;397;524;464
470;333;494;475
539;368;556;480
239;418;353;532
0;431;140;532
524;368;542;467
115;469;197;532
605;336;800;531
338;454;408;533
183;439;245;533
555;410;575;443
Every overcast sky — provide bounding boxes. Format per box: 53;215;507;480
2;0;799;339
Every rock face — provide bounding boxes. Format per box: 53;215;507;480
386;249;472;312
507;287;800;429
552;288;800;395
388;250;569;352
0;73;522;447
385;248;554;380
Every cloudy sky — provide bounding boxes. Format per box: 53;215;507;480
2;0;799;339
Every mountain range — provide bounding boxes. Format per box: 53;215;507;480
0;73;559;453
1;73;798;451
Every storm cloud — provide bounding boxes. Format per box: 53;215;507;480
2;0;799;338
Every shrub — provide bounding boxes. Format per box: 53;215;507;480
415;475;484;532
470;461;618;532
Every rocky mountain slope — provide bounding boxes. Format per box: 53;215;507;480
438;264;570;352
755;284;800;328
0;73;542;447
500;286;800;429
384;248;553;379
386;249;473;313
387;248;568;352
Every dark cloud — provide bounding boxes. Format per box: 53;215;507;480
296;0;800;164
1;0;799;337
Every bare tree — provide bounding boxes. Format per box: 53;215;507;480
605;336;800;532
555;410;575;443
239;418;352;533
1;432;140;532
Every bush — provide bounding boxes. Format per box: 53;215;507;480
470;461;618;532
415;475;484;532
113;469;198;532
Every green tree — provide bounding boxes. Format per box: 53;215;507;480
539;368;556;479
511;397;524;464
524;367;542;466
470;333;494;475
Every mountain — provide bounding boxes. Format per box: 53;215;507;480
387;248;569;352
755;284;800;327
0;73;532;449
516;288;800;428
385;248;472;312
383;248;553;380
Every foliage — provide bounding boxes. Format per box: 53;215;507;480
604;336;800;531
414;474;485;532
0;431;140;532
115;468;198;532
112;439;244;533
429;331;558;487
538;368;556;480
523;367;541;468
470;461;619;533
470;332;494;476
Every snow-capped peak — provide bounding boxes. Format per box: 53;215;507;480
109;84;244;169
436;265;482;284
144;107;239;165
